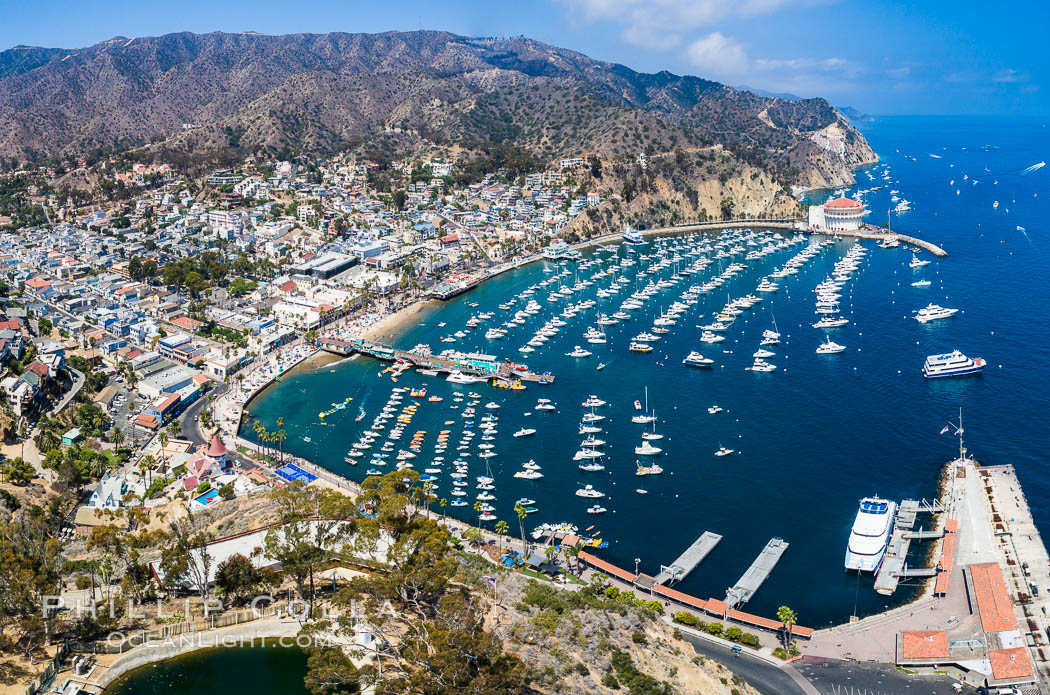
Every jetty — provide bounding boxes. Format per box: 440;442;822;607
724;537;789;609
873;498;944;595
317;336;555;385
655;532;722;585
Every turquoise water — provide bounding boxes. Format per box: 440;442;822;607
246;116;1050;628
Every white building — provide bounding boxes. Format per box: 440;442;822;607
809;197;867;231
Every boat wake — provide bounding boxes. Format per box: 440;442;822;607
1020;161;1045;176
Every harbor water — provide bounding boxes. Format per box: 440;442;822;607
245;116;1050;628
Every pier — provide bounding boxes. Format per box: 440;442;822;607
655;532;723;585
873;498;945;595
724;537;789;609
317;336;555;385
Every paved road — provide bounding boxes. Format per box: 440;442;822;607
796;657;974;694
681;633;808;695
179;383;227;446
51;368;85;414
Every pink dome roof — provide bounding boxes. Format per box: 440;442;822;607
206;435;228;458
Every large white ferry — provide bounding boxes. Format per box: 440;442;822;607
922;350;986;378
844;496;897;572
622;225;646;246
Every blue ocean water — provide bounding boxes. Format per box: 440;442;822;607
245;116;1050;628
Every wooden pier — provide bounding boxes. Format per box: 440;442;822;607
317;336;555;385
873;498;944;595
724;537;789;609
655;532;723;585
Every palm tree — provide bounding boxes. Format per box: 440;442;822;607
110;426;125;449
168;419;182;437
158;431;169;462
776;605;798;651
514;502;529;557
276;417;286;464
473;500;484;538
439;498;448;525
139;454;156;486
35;429;60;454
494;520;509;555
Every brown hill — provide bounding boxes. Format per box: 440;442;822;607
0;30;875;192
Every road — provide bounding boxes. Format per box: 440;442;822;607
179;383;227;446
680;633;809;695
51;368;85;414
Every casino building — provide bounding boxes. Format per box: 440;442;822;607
808;197;867;231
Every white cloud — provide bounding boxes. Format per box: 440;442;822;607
682;33;852;93
684;33;749;78
560;0;820;48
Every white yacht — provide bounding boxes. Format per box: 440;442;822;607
683;351;714;367
513;428;537;437
816;338;847;354
567;346;593;358
908;254;930;268
813;316;850;328
576;485;605;498
911;279;932;288
914;304;959;323
844;496;897;572
922;350;986;378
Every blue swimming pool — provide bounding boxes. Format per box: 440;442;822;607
193;489;220;505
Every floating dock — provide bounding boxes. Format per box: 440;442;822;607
655;531;722;585
873;498;944;595
724;537;789;609
317;337;555;385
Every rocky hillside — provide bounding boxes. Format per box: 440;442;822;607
0;30;875;193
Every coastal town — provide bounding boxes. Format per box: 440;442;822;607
0;136;1046;695
0;14;1044;695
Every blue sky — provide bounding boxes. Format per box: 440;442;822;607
1;0;1046;115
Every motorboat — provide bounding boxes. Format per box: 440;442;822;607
587;504;607;514
513;428;537;437
683;351;714;367
575;485;605;498
635;440;662;456
914;304;959;323
707;405;722;414
714;446;735;457
567;346;593;358
629;342;653;353
816;338;847;354
753;349;775;359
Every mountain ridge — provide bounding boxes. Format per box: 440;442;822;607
0;30;875;198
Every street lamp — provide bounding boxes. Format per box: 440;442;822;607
634;558;641;576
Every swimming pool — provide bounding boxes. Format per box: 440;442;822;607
193;488;220;506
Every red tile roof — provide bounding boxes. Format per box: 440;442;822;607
578;550;635;582
900;631;949;660
824;197;864;210
989;647;1033;681
970;562;1017;633
654;584;708;611
705;599;728;617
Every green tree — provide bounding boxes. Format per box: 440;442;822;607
303;647;360;695
214;553;261;604
2;457;34;485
